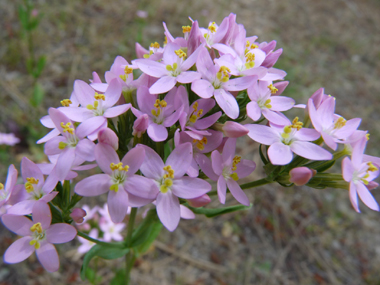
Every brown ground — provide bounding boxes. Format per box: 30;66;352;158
1;0;380;284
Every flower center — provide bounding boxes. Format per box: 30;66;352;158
268;84;278;94
281;117;303;145
109;163;129;192
160;166;174;193
119;66;133;82
60;99;72;107
334;117;346;129
213;66;230;88
25;177;39;193
29;222;46;249
87;93;106;116
151;99;167;124
193;137;208;151
188;102;203;124
182;26;191;33
0;183;6;201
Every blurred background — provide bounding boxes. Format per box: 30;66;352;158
1;0;380;284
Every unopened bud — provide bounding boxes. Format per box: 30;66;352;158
132;114;149;138
213;121;249;138
289;167;316;186
70;208;87;224
98;128;119;150
188;194;211;207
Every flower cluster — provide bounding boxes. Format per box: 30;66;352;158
1;13;379;276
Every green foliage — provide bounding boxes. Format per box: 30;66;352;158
188;204;252;218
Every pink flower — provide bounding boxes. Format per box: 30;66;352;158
75;145;157;223
7;158;58;215
139;143;211;231
308;97;361;150
135;43;202;94
2;201;77;272
203;138;255;205
77;228;98;254
99;218;125;242
0;165;18;210
212;121;249;138
132;86;183;142
132;114;149;138
342;137;380;212
59;79;130;140
246;117;332;165
70;208;87;223
0;133;20;146
191;47;253;119
246;80;294;125
289;167;316;186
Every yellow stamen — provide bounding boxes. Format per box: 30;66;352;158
109;184;119;192
163;165;175;179
150;42;160;49
208;22;217;33
143;50;154;59
164;179;173;187
124;66;133;74
109;162;129;172
334;117;346;129
245;52;256;62
264;99;272;109
174;49;187;59
29;240;41;249
367;162;378;172
268;84;278;94
366;133;370;140
290;117;303;131
232;155;241;171
58;142;67;150
0;183;3;190
30;222;43;233
60;99;72;107
119;74;127;81
94;92;105;101
230;173;239;181
182;26;191;33
160;185;169;193
60;122;74;134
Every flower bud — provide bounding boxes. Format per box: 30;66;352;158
188;194;211;207
98;128;119;150
70;208;87;224
213;121;248;138
273;81;289;95
132;114;149;138
289;167;316;186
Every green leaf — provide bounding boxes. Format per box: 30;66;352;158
80;244;129;280
18;5;28;30
135;222;162;255
305;160;336;173
48;202;63;223
30;83;44;107
188;204;252;218
110;269;126;285
68;193;83;209
163;141;172;162
259;144;268;165
33;55;46;78
130;209;161;248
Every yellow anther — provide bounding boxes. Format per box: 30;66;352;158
361;179;369;185
245;52;256;62
264;99;272;109
124;66;133;74
150;42;160;49
197;110;203;117
0;183;3;190
250;43;258;49
166;65;173;71
60;122;74;134
334;117;346;129
29;240;41;249
119;74;127;81
143;50;154;59
219;66;231;76
174;49;187;59
58;142;67;150
291;117;303;130
284;126;292;134
230;173;239;181
173;63;178;70
194;137;208;150
189;114;198;123
246;40;251;48
232;155;241;171
208;22;217;33
366;133;370;140
281;133;290;139
30;222;43;233
109;162;129;172
367;162;378;172
163;165;175;179
268;84;278;94
25;183;34;192
60;99;72;107
192;102;199;111
27;177;39;184
182;26;191;33
245;62;255;69
94;92;105;101
164;36;168;45
154;99;161;108
160;100;167;108
109;184;119;192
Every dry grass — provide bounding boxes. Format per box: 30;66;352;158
1;0;380;284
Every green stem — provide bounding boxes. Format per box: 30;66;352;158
77;231;125;248
124;207;138;284
208;178;274;196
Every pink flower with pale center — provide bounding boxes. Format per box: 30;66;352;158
2;201;77;272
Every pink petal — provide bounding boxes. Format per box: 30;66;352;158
7;200;36;215
356;182;379;211
269;96;295;111
74;174;111;196
235;159;256;179
262;109;289;125
127;192;154;208
308;99;322;132
268;142;293;165
76;139;96;161
246;124;280;145
171;177;211;199
246;101;262;121
321;132;337;150
196;47;215;80
139;145;165;180
124;175;159;199
226;179;250;206
37;129;61;144
4;236;35;264
214;89;239;119
166;143;193;178
194;112;221;129
217;176;227;204
147;123;168;142
211;150;224;176
223;77;253;92
334;118;361;139
180;205;195;219
294;128;321;141
58;107;93;122
352;137;367;166
156;192;180;232
191;79;214;99
44;136;66;156
176;71;201;84
318;97;335;128
149;76;177;94
95;144;120;175
342;157;354;182
53;148;76;181
121;146;145;174
36;242;59;272
1;214;33;236
349;182;360;212
107;189;130;223
46;224;77;244
97;128;119;150
73;80;95;106
290;141;332;161
181;44;202;71
76;116;107;139
103;78;122;109
103;104;131;118
222;138;236;167
135;59;168;78
195;153;219;181
21;157;44;187
32;201;51;229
